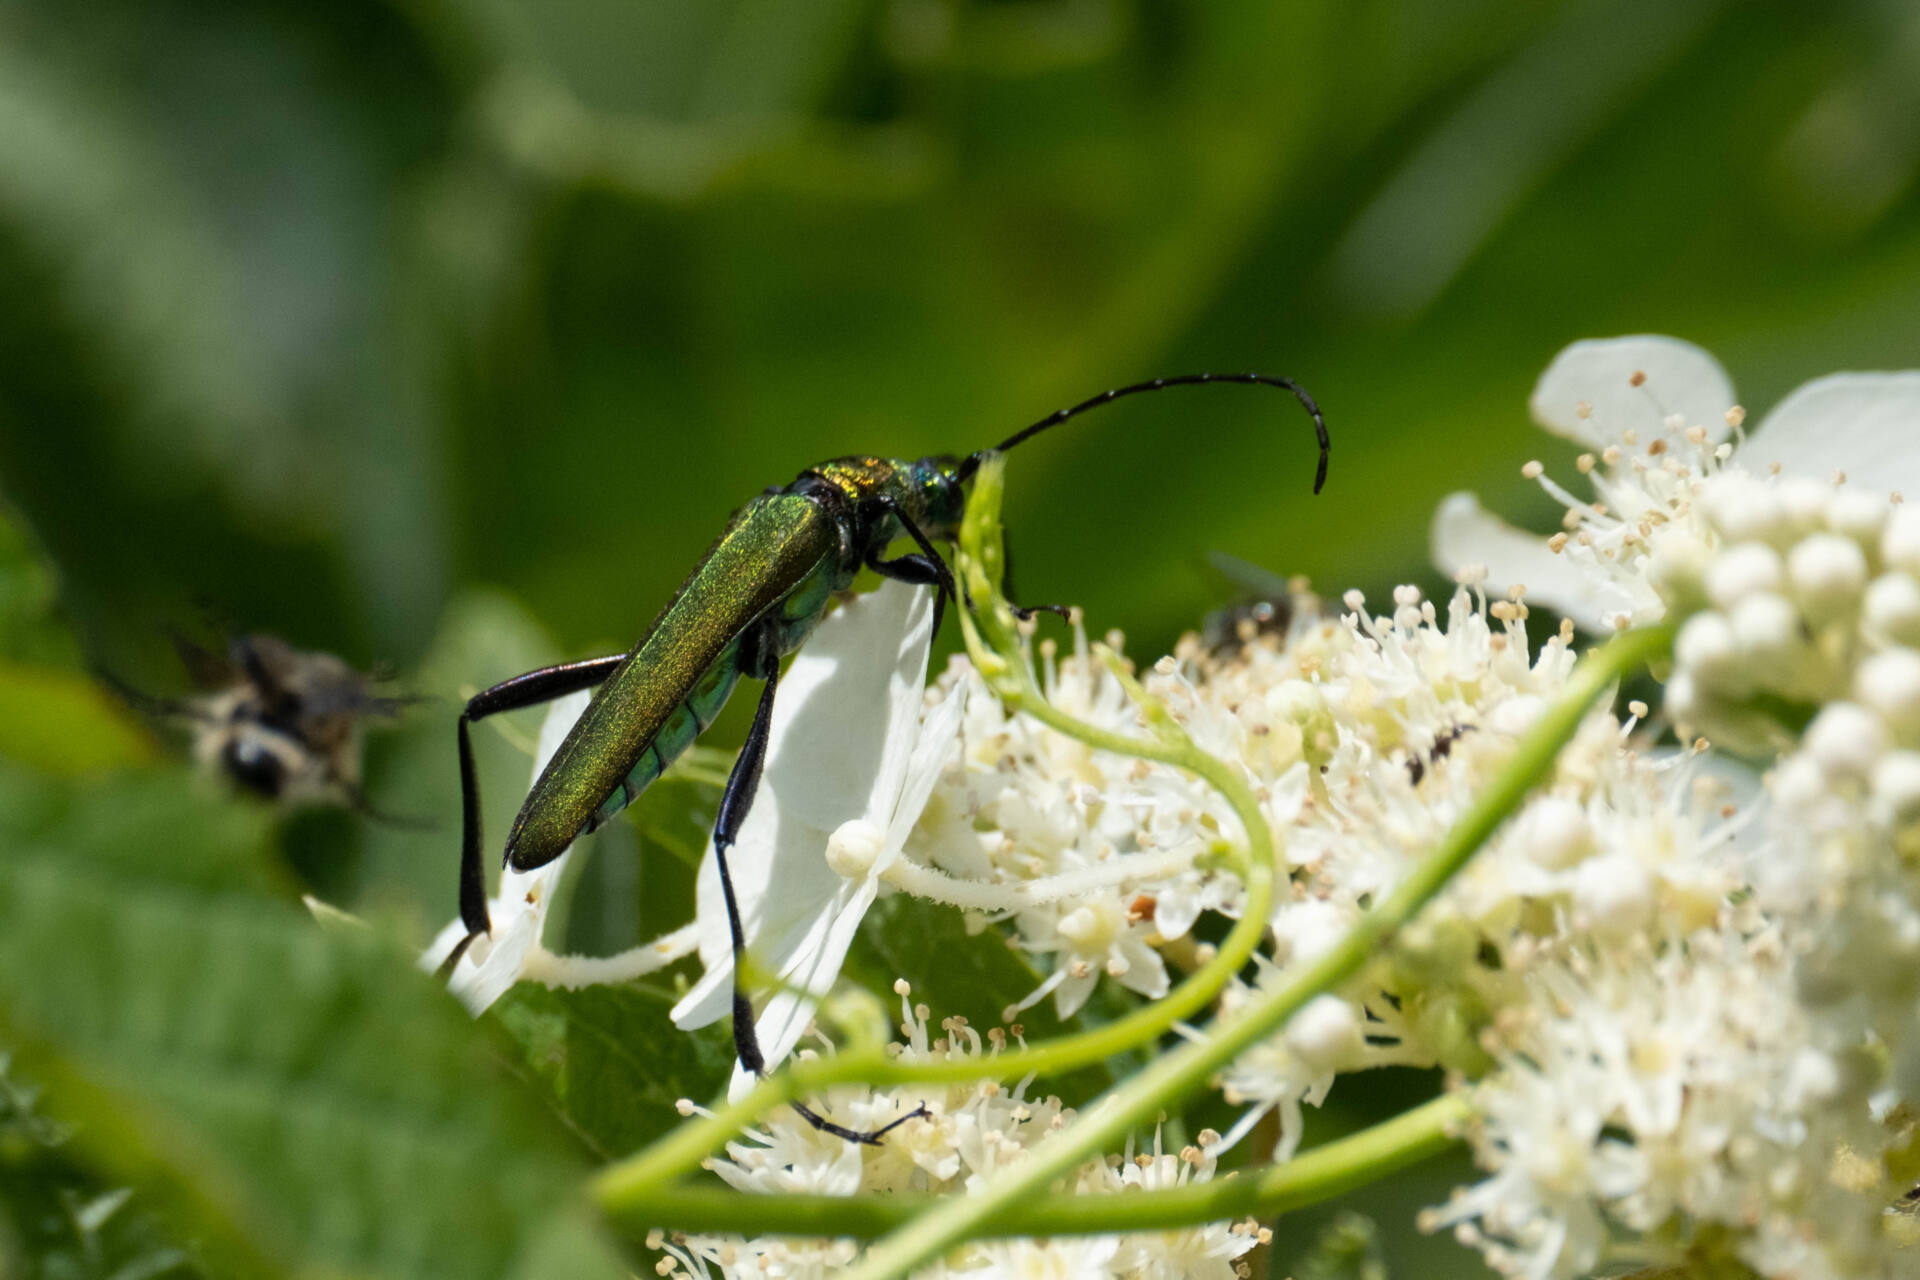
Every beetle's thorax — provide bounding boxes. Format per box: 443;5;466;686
795;455;967;554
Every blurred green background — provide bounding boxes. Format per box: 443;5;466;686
10;0;1920;681
3;1;1919;1273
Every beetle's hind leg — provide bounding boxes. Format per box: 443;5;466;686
446;655;628;968
709;619;928;1144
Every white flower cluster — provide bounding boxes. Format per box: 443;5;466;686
650;983;1267;1280
914;566;1745;1165
424;333;1920;1280
1423;920;1908;1280
1429;335;1920;1279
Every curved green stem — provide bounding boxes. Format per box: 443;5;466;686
839;623;1672;1280
598;1094;1465;1240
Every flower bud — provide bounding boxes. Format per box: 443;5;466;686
1855;648;1920;741
1871;750;1920;822
1704;542;1784;610
1776;477;1833;536
1572;852;1653;940
1728;592;1803;684
1647;531;1713;609
1285;995;1364;1074
1884;507;1920;577
1787;533;1868;623
826;817;888;878
1702;474;1787;545
1675;611;1745;695
1520;795;1593;869
1772;753;1828;810
1805;702;1887;781
1864;572;1920;647
1827;490;1890;546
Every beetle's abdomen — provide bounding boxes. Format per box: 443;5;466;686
504;492;841;872
770;553;840;654
587;636;743;832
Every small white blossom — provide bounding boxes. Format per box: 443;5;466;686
1433;335;1920;633
421;690;700;1012
422;689;587;1014
1432;922;1909;1280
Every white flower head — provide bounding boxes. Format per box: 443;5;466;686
656;987;1262;1280
671;578;963;1099
1433;334;1920;632
422;687;593;1015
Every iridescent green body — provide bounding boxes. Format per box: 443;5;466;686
501;456;965;872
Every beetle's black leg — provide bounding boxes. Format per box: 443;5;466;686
867;550;953;639
999;530;1071;623
713;627;780;1079
454;655;628;940
868;496;957;639
711;621;927;1145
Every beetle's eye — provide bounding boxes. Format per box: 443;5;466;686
223;734;287;799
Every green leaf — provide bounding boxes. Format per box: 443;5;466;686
493;983;733;1161
0;766;630;1280
0;501;80;668
0;658;155;775
0;1049;204;1280
1296;1212;1390;1280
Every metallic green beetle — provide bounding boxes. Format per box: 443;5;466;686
448;373;1329;1140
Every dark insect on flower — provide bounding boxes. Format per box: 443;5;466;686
1199;551;1300;657
104;632;416;818
1407;724;1476;787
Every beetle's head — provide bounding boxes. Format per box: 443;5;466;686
913;454;970;540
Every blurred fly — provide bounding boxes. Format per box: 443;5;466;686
106;632;416;818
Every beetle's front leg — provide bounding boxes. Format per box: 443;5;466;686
998;528;1072;624
866;495;957;640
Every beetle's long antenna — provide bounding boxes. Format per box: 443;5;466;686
955;372;1330;493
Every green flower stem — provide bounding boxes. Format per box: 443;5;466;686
593;1074;797;1207
599;1094;1466;1241
839;623;1673;1280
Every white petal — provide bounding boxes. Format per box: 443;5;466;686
449;909;538;1014
771;579;935;833
1744;371;1920;495
672;580;937;1032
1431;492;1640;630
1530;336;1735;449
724;877;884;1102
420;688;593;1013
882;681;967;858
